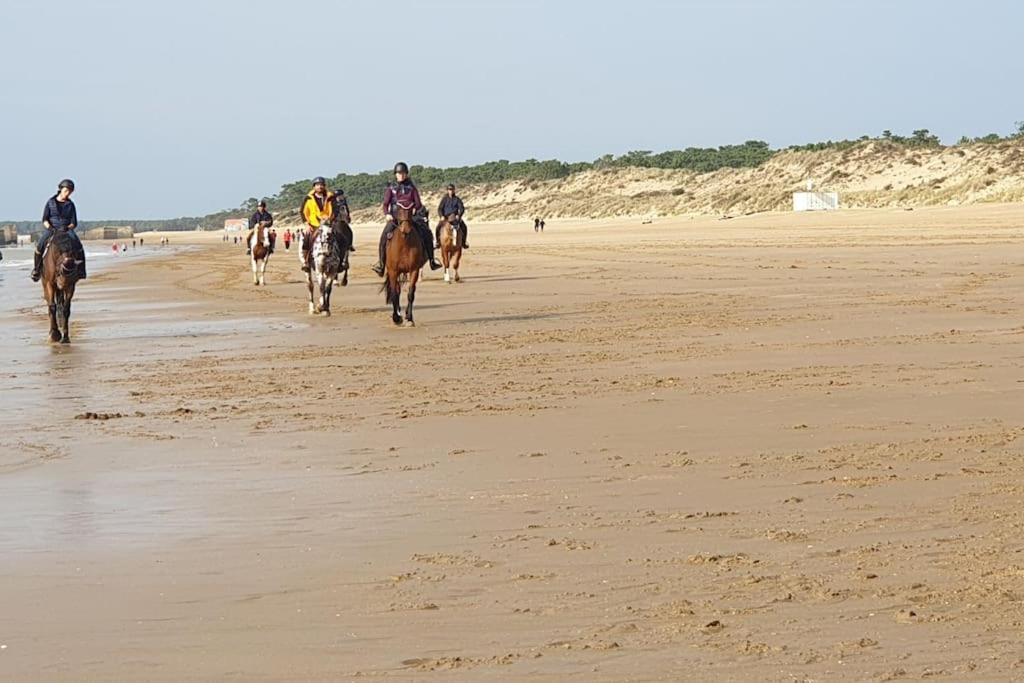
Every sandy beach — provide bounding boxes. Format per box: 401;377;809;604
2;205;1024;680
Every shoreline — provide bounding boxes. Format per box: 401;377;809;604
2;206;1024;679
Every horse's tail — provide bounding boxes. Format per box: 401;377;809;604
379;276;396;306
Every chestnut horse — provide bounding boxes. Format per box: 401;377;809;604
248;222;270;286
41;230;80;343
381;204;426;325
438;213;464;284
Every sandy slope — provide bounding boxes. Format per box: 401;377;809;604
2;205;1024;680
344;139;1024;224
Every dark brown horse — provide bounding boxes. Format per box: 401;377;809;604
438;213;464;283
41;230;80;343
381;204;427;325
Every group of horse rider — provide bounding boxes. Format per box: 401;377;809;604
294;162;469;277
29;162;469;283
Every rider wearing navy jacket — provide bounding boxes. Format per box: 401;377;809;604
245;200;275;255
372;162;441;276
436;183;468;249
32;179;86;281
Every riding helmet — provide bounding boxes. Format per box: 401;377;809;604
333;188;345;196
393;162;409;174
58;178;75;191
312;176;326;185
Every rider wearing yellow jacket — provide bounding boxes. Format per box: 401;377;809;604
300;177;334;272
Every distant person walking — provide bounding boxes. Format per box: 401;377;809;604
283;229;292;251
32;179;86;281
436;184;468;249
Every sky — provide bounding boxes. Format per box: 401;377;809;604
2;0;1023;220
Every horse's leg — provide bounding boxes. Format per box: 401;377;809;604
307;271;317;314
61;291;72;343
405;269;419;325
321;277;332;316
48;303;61;342
389;272;402;325
252;257;258;285
453;249;461;282
442;234;451;283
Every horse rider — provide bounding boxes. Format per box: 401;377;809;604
331;188;356;253
299;176;335;272
436;183;469;249
245;199;275;255
32;179;86;281
372;162;441;276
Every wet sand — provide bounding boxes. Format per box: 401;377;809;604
2;206;1024;680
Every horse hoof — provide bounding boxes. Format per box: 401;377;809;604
61;337;70;344
406;319;415;327
322;309;331;317
392;315;403;325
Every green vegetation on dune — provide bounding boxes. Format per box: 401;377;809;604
6;123;1024;232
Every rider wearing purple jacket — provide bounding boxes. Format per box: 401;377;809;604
372;162;441;276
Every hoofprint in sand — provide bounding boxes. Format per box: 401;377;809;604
2;205;1024;680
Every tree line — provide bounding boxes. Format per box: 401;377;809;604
5;123;1024;232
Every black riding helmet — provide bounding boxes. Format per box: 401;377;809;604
312;176;326;186
393;162;409;174
333;188;345;197
58;178;75;191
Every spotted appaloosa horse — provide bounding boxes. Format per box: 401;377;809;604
438;213;464;284
41;230;81;343
248;222;271;285
381;204;427;326
305;219;343;315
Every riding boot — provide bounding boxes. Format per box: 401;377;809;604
425;238;441;270
372;229;388;277
30;252;43;282
77;260;87;279
301;249;310;272
461;221;469;249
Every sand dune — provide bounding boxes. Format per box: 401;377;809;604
345;139;1024;224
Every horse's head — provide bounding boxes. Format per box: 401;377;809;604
314;220;335;255
395;201;415;234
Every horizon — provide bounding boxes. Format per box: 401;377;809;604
3;0;1023;221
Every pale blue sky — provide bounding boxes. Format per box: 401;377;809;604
2;0;1022;219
